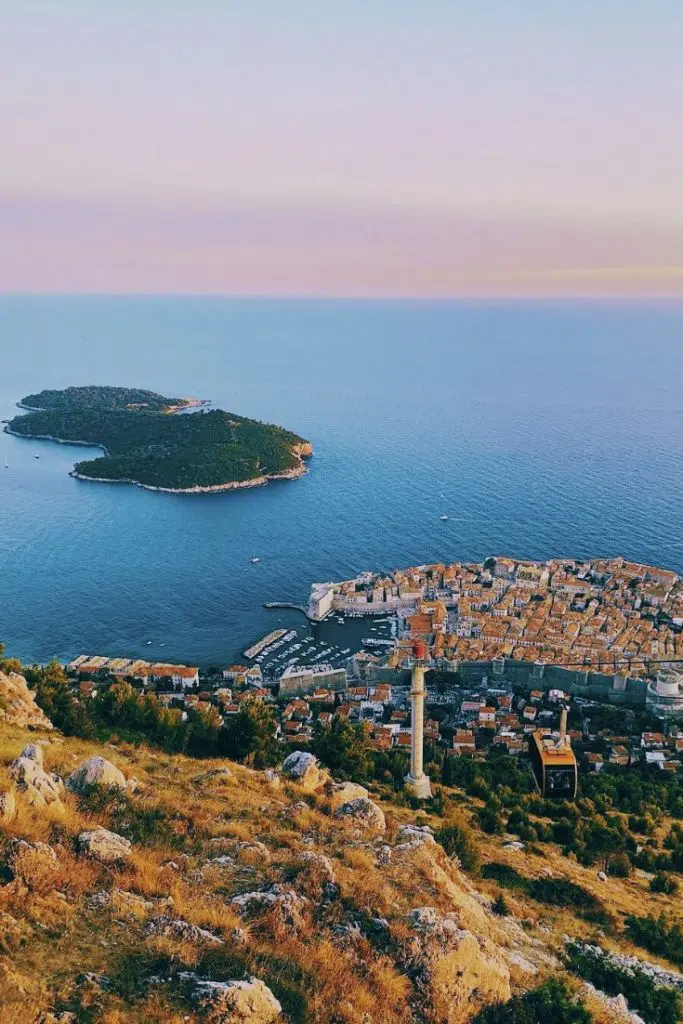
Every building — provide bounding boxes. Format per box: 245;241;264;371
645;669;683;719
278;663;346;698
309;583;335;621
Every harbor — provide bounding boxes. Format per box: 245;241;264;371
242;611;398;680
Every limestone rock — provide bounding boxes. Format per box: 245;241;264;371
281;751;326;791
9;745;64;808
298;851;336;883
325;780;369;810
146;915;223;945
406;906;511;1023
231;885;308;931
179;973;282;1023
78;827;132;864
395;823;436;850
335;797;386;833
7;838;59;888
263;769;280;789
67;756;127;794
0;670;53;730
236;841;271;865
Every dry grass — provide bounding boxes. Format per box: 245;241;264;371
0;718;681;1022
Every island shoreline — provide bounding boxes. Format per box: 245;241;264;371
3;423;313;494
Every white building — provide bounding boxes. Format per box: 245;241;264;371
279;662;346;698
646;669;683;719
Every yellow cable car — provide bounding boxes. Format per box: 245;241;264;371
529;727;578;800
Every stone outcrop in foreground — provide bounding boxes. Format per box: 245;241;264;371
78;828;132;865
0;671;53;730
180;974;282;1023
334;797;386;833
9;744;65;808
66;756;127;794
281;750;328;791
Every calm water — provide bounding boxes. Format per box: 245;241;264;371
1;297;682;666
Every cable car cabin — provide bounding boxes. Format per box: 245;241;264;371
529;730;577;800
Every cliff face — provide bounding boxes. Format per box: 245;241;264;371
0;672;53;731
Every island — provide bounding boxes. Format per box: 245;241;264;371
5;385;313;493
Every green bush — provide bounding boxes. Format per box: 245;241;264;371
471;977;591;1024
435;819;481;874
566;941;680;1024
480;864;610;926
650;872;678;896
625;914;683;969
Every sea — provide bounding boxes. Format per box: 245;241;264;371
1;297;682;668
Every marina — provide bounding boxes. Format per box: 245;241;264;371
243;612;398;680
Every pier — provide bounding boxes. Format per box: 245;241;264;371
263;601;314;620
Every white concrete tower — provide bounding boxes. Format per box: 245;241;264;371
405;640;432;799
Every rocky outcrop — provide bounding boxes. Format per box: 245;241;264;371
146;916;223;945
406;906;511;1023
281;751;327;792
66;756;127;794
235;841;271;865
77;827;132;864
0;671;53;730
179;973;282;1023
395;823;436;850
231;885;308;932
7;839;59;889
9;745;64;808
325;780;369;810
335;797;386;833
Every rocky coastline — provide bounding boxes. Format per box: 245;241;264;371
69;443;313;494
4;400;313;495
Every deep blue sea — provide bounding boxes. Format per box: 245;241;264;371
1;297;682;666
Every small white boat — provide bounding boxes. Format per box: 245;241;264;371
440;514;449;521
34;454;40;459
250;555;260;564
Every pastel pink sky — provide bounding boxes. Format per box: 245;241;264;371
2;1;682;296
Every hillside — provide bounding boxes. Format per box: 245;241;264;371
6;386;313;492
1;671;682;1023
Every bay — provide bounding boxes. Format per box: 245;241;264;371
1;296;681;666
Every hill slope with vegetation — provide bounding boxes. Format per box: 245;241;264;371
1;657;682;1023
6;386;312;492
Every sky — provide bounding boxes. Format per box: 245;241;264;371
1;1;682;296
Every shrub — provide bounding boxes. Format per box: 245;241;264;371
492;894;510;917
625;914;683;969
435;818;481;874
480;864;610;926
478;804;504;835
607;851;631;877
471;977;591;1024
566;941;680;1024
650;873;679;896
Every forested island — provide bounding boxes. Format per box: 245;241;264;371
5;385;313;492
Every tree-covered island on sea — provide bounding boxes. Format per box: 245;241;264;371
5;386;313;492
